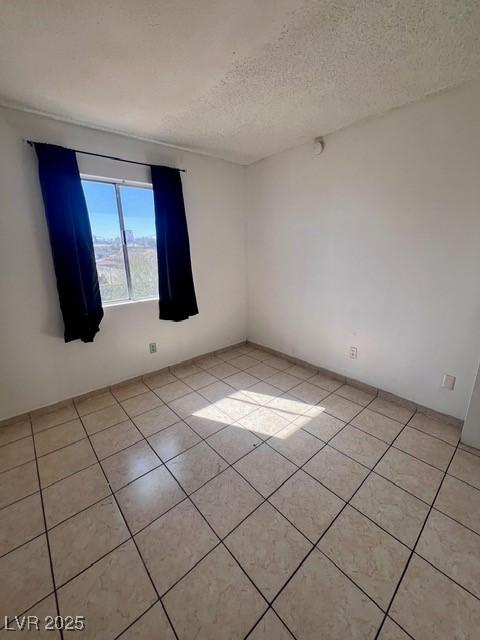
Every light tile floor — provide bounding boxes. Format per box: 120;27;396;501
1;344;479;639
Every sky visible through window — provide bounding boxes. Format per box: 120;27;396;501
82;180;155;239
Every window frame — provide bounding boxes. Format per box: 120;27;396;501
81;174;158;306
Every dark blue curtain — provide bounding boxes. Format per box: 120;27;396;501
34;143;103;342
151;165;198;321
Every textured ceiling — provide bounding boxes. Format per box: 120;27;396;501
0;0;479;163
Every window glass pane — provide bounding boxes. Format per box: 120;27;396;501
119;185;158;300
81;180;129;303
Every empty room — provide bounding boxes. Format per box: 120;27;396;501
1;1;480;638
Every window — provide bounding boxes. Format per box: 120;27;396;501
81;178;158;304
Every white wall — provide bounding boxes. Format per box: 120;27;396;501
0;108;246;420
246;79;480;420
462;362;480;448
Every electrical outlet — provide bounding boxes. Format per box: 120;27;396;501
349;346;358;360
441;374;456;390
149;342;157;354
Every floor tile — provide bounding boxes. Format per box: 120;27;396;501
435;475;480;534
242;382;283;406
57;540;156;640
221;347;246;361
163;545;266;640
136;499;218;595
223;371;260;391
37;438;96;487
265;371;301;392
148;421;200;462
0;461;38;510
262;356;292;371
375;447;443;504
225;502;311;600
319;506;410;609
368;398;415;425
198;380;236;403
377;618;411;640
31;405;77;433
191;468;263;537
248;610;294;639
352;409;403;444
82;404;129;435
416;509;480;598
304;445;369;500
234;444;296;498
289;381;330;404
351;473;429;547
207;362;241;379
245;363;278;380
0;535;53;620
116;465;185;533
75;392;117;416
0;492;44;556
120;392;163;418
49;496;129;586
168;391;210;420
34;419;86;457
336;384;376;406
185;405;231;437
207;425;262;464
273;548;382;640
390;555;480;640
195;354;224;370
295;408;345;441
308;372;343;392
269;470;344;542
143;369;177;390
0;594;60;638
215;395;259;422
0;419;31;447
409;412;461;446
155;380;192;403
268;393;311;418
284;364;316;380
330;425;388;468
166;442;228;494
132;404;179;438
171;363;203;380
243;348;270;361
111;380;149;402
320;394;363;422
448;448;480;490
237;407;291;440
43;464;110;528
91;420;142;460
183;370;218;390
393;427;454;470
101;440;161;491
230;355;259;370
117;602;175;640
0;436;34;473
268;424;324;465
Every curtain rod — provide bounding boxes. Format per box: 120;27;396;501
25;140;186;172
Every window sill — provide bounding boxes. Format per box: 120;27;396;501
103;297;158;309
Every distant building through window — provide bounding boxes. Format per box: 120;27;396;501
81;178;158;304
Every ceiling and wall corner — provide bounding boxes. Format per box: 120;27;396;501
0;0;479;164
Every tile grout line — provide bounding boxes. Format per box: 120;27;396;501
372;426;462;639
73;405;181;640
29;417;64;640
